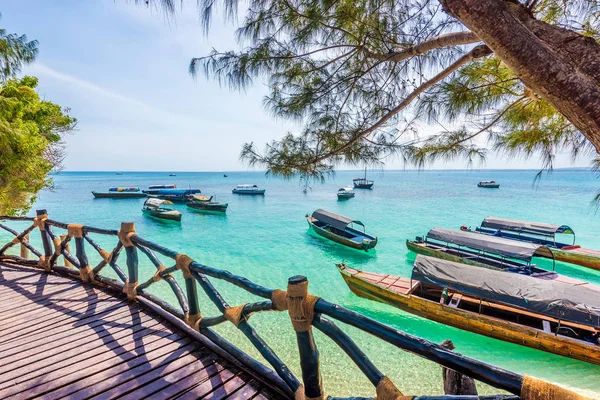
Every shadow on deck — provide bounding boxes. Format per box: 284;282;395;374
0;262;283;400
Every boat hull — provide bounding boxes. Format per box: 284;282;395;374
232;189;265;195
553;248;600;271
338;266;600;365
142;208;182;221
478;184;500;188
406;240;490;268
186;202;228;213
307;217;377;251
337;193;355;199
92;191;146;199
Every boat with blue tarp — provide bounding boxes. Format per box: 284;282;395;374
306;209;377;251
144;188;200;202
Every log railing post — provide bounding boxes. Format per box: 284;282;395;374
20;233;29;259
36;209;52;271
176;254;201;329
60;234;72;267
288;275;323;399
68;224;95;283
119;222;138;300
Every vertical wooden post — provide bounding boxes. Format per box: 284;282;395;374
119;222;138;300
20;233;29;259
36;209;52;271
60;234;72;267
175;254;201;328
289;275;323;399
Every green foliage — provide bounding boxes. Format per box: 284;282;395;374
0;14;38;81
0;76;76;215
149;0;600;181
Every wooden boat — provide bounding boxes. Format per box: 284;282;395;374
477;180;500;188
148;184;177;190
306;209;377;251
186;195;228;213
223;174;228;177
142;198;182;221
406;227;600;291
338;255;600;365
143;188;201;202
232;184;265;195
169;173;177;176
92;187;146;199
474;216;600;271
353;168;374;189
337;187;355;199
115;172;123;175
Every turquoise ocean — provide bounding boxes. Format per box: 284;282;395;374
4;169;600;397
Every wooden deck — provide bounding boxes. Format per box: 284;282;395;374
0;262;284;400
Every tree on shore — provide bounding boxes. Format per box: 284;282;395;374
147;0;600;182
0;16;76;215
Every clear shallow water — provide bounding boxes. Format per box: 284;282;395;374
5;169;600;397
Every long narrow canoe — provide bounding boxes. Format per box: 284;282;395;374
338;256;600;365
306;209;377;251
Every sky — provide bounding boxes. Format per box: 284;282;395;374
0;1;594;171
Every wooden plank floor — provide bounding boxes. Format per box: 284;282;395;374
0;262;284;400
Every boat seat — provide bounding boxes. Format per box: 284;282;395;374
449;294;463;308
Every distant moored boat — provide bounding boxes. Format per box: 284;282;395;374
142;198;182;221
337;187;355;199
353;167;374;189
232;184;265;195
92;187;146;199
478;180;499;188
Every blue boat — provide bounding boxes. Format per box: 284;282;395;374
143;188;200;202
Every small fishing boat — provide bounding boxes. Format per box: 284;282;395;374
143;188;201;202
148;184;177;190
116;172;123;175
142;198;182;221
223;174;228;177
306;209;377;251
186;195;228;213
353;168;374;189
474;216;600;271
477;180;499;188
92;187;146;199
338;255;600;365
406;227;600;291
169;173;177;176
337;187;355;199
232;184;265;195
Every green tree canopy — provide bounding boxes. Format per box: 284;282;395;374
147;0;600;183
0;76;76;215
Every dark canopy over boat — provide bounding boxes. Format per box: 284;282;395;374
412;255;600;327
481;216;575;237
426;227;554;261
311;209;364;231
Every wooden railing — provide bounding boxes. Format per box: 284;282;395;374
0;209;584;400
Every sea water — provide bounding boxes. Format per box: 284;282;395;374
5;169;600;397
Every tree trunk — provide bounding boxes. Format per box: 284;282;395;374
440;0;600;152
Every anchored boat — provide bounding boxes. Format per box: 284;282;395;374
232;184;265;195
336;187;355;199
142;198;182;221
148;184;177;190
92;187;146;199
477;180;500;188
338;255;600;365
143;188;201;202
306;209;377;251
186;195;228;213
407;227;600;291
353;168;374;189
474;216;600;271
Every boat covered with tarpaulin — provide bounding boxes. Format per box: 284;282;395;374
338;255;600;365
186;195;228;213
306;209;377;251
474;216;600;270
407;227;600;291
142;198;182;221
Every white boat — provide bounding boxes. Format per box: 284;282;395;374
232;184;266;195
337;187;355;199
